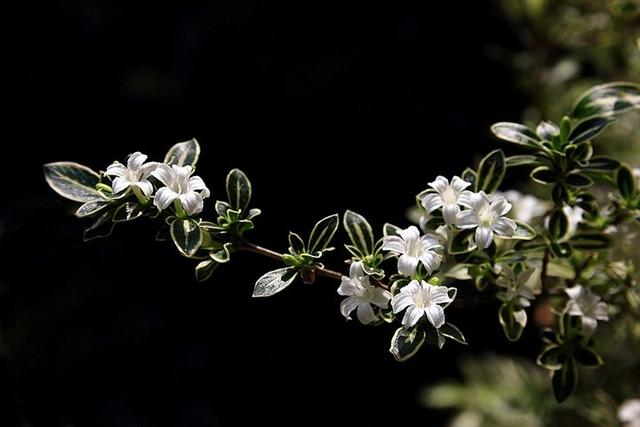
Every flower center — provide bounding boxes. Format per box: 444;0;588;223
477;205;495;228
413;288;431;309
405;238;423;258
441;187;457;205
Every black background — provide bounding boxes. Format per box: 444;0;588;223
1;1;532;425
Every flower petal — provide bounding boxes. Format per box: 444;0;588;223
397;254;419;276
425;304;445;329
442;203;460;225
402;305;424;328
127;152;147;171
428;176;449;193
112;177;131;194
398;226;420;242
105;162;126;177
179;191;204;216
391;292;414;313
430;286;453;304
382;235;405;254
139;162;160;177
339;297;358;320
420;234;441;251
356;303;378;324
188;175;210;198
421;193;444;212
152;164;176;187
371;289;392;308
419;251;442;274
456;210;479;229
582;316;598;335
135;180;154;197
594;302;609;321
475;226;493;249
490;196;512;217
450;176;471;193
457;190;474;208
154;187;179;211
349;261;365;279
492;217;516;236
337;277;357;296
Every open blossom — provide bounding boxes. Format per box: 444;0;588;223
421;176;472;224
337;262;391;324
105;152;158;197
152;164;210;216
619;399;640;427
565;285;608;335
382;226;442;276
391;280;453;328
563;205;583;238
456;192;516;249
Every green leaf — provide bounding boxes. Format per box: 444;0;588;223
568;117;615;143
461;168;476;188
439;323;467;345
215;200;230;216
573;348;603;367
308;214;339;253
449;229;476;254
536;120;560;140
343;210;375;256
572;82;640;119
505;155;538;168
552;359;578;403
383;223;401;237
209;242;232;263
565;173;593;188
617;165;637;201
475;149;506;193
226;168;252;212
75;200;109;217
170;219;203;257
113;202;145;222
551;184;569;205
585;156;620;171
510;220;536;240
389;326;426;361
83;209;116;241
491;122;542;148
570;232;611;250
550;241;572;258
288;232;306;255
195;259;218;282
530;166;556;185
537;345;565;370
252;267;298;298
498;302;525;342
164;138;200;167
44;162;104;202
548;209;569;240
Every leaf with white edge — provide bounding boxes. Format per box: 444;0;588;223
572;82;640;119
383;223;401;237
439;323;467;345
44;162;104;202
570;232;610;250
565;173;593;188
548;209;569;240
505;155;538;168
491;122;542;148
226;168;252;212
444;264;472;280
536;120;560;140
585;156;620;171
252;267;298;297
499;302;525;342
573;348;603;367
209;242;233;263
308;214;339;253
389;326;426;361
113;202;146;222
343;210;374;256
164;138;201;167
568;117;615;144
215;200;230;216
425;326;446;349
537;345;565;370
195;259;218;282
617;165;637;202
247;208;261;219
530;166;556;185
83;209;116;241
75;200;109;217
288;232;306;255
170;219;203;257
475;149;506;193
552;359;578;403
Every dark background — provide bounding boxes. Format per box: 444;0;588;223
0;1;531;425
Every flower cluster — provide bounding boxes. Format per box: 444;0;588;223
105;151;210;216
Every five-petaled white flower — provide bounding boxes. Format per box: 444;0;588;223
382;226;442;276
391;280;453;329
152;164;210;216
337;262;391;324
619;399;640;427
456;192;516;249
105;152;159;197
565;284;608;335
421;176;472;224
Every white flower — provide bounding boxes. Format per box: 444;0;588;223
391;280;453;329
152;164;210;216
498;190;549;223
382;226;443;276
421;176;472;224
619;399;640;427
337;262;391;324
563;205;584;238
104;152;158;197
456;192;517;249
565;285;608;335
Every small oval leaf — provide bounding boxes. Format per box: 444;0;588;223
164;138;201;167
170;219;203;257
252;267;298;297
389;326;426;362
226;168;252;212
44;162;104;202
308;214;339;253
343;210;375;256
